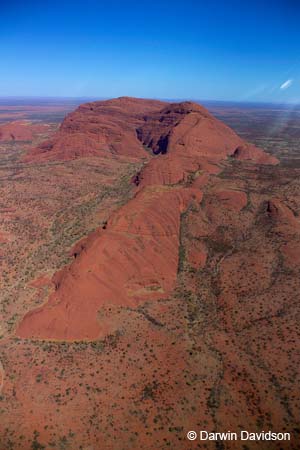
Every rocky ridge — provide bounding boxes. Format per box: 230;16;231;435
17;97;278;340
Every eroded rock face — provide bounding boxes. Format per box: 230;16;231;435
17;97;279;341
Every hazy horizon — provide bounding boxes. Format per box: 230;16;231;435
0;95;300;108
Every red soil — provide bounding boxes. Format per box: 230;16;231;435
0;231;11;243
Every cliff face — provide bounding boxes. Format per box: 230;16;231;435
17;97;278;340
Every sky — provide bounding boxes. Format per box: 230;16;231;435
1;0;300;102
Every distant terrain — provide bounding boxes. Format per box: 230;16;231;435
0;97;299;449
0;98;91;123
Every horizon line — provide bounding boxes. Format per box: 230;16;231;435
0;95;299;107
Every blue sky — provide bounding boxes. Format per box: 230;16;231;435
1;0;300;102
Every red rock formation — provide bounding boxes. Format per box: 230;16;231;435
0;120;50;142
17;97;279;341
25;97;278;165
232;143;278;165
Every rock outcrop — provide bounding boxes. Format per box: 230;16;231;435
0;120;50;142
